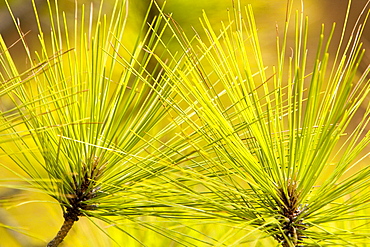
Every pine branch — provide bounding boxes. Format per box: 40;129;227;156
47;216;76;247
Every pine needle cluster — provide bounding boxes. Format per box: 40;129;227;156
0;0;369;246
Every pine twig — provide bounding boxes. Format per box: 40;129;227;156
47;157;104;247
47;214;77;247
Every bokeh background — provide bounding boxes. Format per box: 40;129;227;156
0;0;369;246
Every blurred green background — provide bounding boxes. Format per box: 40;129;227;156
0;0;369;246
